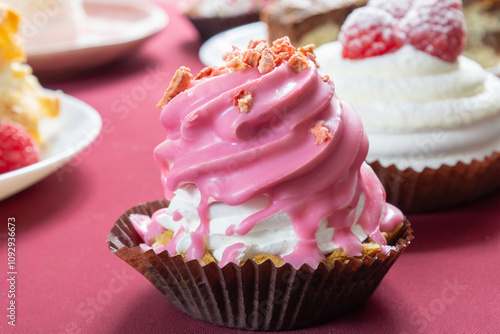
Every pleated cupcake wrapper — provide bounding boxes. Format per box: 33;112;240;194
370;152;500;213
188;13;260;40
107;200;413;331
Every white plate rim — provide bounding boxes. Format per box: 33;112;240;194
26;0;169;56
0;92;102;201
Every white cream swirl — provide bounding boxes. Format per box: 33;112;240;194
179;0;268;18
315;42;500;171
154;185;371;263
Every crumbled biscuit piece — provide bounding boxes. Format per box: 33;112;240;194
151;230;174;248
298;44;319;67
233;90;254;114
322;75;330;82
310;121;332;144
157;66;193;108
242;49;262;68
258;49;275;74
289;54;310;73
273;51;289;67
298;44;315;56
252;254;284;267
222;48;242;62
254;42;267;53
271;36;296;57
194;66;229;80
248;39;267;50
226;56;249;72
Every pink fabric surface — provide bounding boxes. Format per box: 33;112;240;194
1;3;499;333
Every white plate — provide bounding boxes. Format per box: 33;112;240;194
199;22;267;67
0;93;102;201
26;1;168;76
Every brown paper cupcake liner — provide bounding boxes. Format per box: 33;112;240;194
369;152;500;213
107;200;413;331
188;12;260;40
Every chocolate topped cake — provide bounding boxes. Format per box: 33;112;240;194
261;0;368;47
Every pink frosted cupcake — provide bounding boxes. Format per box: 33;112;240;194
108;37;412;330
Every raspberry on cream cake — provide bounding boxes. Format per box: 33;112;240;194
316;0;500;212
108;37;412;330
0;4;59;145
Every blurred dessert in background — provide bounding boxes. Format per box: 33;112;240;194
315;1;500;212
463;0;500;68
0;4;59;145
1;0;86;44
261;0;368;48
180;0;272;40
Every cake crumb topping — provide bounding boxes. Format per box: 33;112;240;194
233;90;254;114
227;56;249;71
311;121;332;144
158;38;317;107
157;66;193;108
289;54;309;73
194;66;229;80
258;49;275;74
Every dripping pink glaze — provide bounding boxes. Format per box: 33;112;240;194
130;213;165;247
165;226;185;255
154;57;403;268
226;224;236;236
218;243;245;267
186;232;205;261
172;210;183;222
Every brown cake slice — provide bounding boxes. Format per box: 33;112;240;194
261;0;368;48
463;0;500;68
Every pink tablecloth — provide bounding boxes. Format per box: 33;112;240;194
1;3;499;333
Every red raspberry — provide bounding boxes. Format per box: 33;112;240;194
414;0;462;10
399;3;466;62
0;121;40;174
339;7;405;59
367;0;413;19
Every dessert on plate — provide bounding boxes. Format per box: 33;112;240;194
261;0;368;48
315;0;500;212
108;37;412;330
0;4;59;173
2;0;86;44
179;0;272;40
463;0;500;68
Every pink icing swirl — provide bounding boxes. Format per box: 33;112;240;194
154;43;403;268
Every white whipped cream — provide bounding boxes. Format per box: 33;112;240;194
179;0;268;18
154;185;369;263
315;42;500;171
